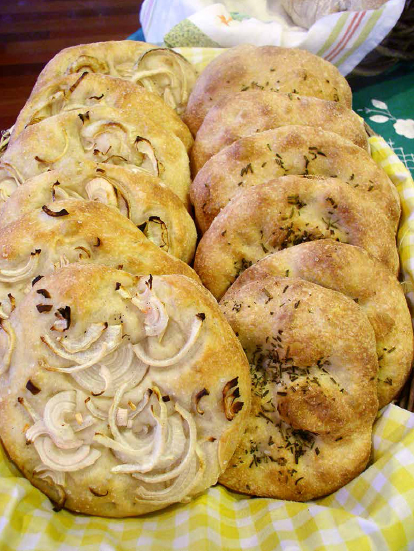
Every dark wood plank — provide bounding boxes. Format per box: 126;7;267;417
0;0;144;130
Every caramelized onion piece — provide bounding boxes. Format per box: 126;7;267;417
33;464;66;487
223;377;244;421
42;205;69;217
26;390;93;449
0;162;23;203
0;250;41;283
132;315;203;367
29;90;66;126
51;306;71;332
135;445;205;504
41;324;123;373
58;322;107;354
53;254;70;270
134;137;159;176
81;120;132;164
194;388;209;415
51;182;83;201
0;320;16;375
35;129;68;164
33;436;101;472
23;390;101;472
67;56;109;75
72;342;149;397
94;384;199;498
132;48;196;114
85;177;118;206
132;281;169;338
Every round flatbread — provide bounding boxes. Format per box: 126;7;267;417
0;264;250;516
191;125;400;234
0;164;197;263
11;73;193;151
0;104;191;208
191;90;368;174
31;41;197;114
232;240;413;409
184;44;352;135
0;199;199;320
219;276;378;501
194;175;399;299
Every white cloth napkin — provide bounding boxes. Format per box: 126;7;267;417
140;0;405;75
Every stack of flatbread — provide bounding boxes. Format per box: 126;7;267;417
0;41;252;516
0;40;412;514
186;44;413;501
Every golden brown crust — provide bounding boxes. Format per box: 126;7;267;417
184;45;352;135
232;241;413;408
0;264;250;516
219;276;378;501
191;125;400;233
11;73;193;152
0;164;197;263
0;104;191;208
194;175;399;299
0;198;199;320
31;41;197;114
191;91;368;174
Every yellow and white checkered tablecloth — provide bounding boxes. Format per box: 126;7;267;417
1;48;414;550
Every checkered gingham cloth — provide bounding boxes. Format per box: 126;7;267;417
1;49;414;551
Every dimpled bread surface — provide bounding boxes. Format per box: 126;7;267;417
0;264;251;516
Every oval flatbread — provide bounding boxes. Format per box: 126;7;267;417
11;72;193;151
184;44;352;135
0;264;250;516
0;164;197;263
0;199;198;320
219;276;378;501
0;104;191;208
191;90;368;174
194;175;399;299
31;41;197;114
232;240;413;409
191;125;400;233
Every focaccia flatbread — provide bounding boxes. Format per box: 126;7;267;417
232;240;413;409
219;276;378;501
0;264;250;515
194;175;399;298
191;91;368;174
191;125;400;233
0;199;198;320
31;41;197;115
0;105;191;208
10;73;193;152
184;44;352;134
0;164;197;263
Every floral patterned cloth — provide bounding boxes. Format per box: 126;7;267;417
351;61;414;177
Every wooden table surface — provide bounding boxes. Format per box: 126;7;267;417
0;0;144;131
